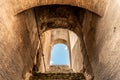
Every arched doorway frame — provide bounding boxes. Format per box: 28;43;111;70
34;5;93;77
50;42;70;65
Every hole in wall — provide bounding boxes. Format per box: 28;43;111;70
50;43;70;65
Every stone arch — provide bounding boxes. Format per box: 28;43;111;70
14;0;108;16
37;28;88;74
50;43;70;65
51;39;68;46
49;38;70;66
33;5;94;77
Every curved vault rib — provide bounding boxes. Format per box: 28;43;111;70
13;0;108;16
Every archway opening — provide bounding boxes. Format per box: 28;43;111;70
50;43;70;65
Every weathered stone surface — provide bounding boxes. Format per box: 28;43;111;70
34;6;88;75
46;65;73;73
0;0;120;80
82;0;120;80
12;0;108;16
30;73;85;80
0;3;39;80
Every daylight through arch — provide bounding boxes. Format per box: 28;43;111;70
50;43;70;65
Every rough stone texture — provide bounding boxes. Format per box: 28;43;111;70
46;65;73;73
37;28;85;74
71;39;84;73
33;6;92;80
0;5;91;80
30;73;85;80
82;0;120;80
0;3;39;80
12;0;108;16
0;0;120;80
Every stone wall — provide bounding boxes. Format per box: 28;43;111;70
1;0;120;80
71;39;83;73
82;0;120;80
0;3;39;79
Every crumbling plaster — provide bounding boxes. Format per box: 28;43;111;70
0;0;120;80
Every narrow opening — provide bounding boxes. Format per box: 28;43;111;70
50;43;70;65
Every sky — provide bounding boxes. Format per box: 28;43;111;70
50;43;70;65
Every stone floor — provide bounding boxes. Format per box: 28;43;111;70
46;65;73;73
30;65;85;80
30;73;85;80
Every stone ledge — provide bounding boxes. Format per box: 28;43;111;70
30;73;85;80
46;65;73;73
